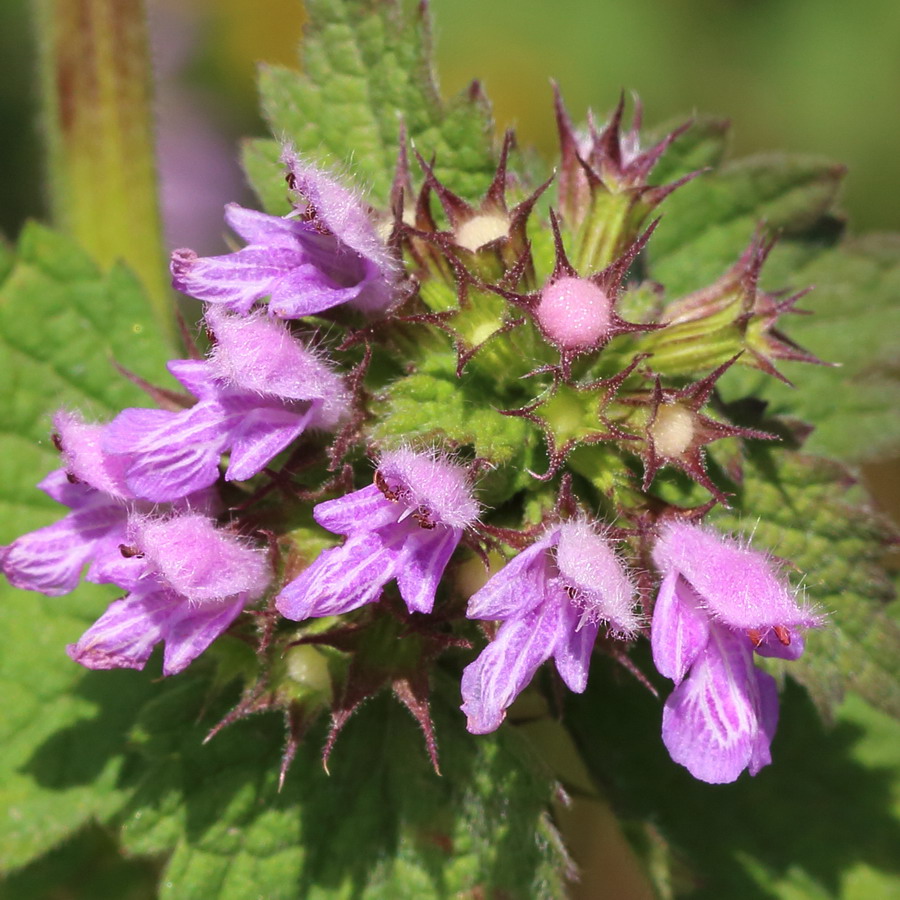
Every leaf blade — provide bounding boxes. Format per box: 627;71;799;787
247;0;496;210
0;224;173;872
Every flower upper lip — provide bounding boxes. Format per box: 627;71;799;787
170;151;400;319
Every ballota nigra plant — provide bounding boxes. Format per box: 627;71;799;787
2;0;899;897
4;126;824;783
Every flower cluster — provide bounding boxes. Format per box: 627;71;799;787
3;102;824;784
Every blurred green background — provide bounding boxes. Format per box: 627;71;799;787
3;0;900;234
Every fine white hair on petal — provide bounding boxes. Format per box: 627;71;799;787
652;520;822;631
204;307;350;429
53;409;131;501
133;512;270;606
554;517;640;635
377;446;480;530
279;145;401;283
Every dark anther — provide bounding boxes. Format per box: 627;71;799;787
773;624;791;646
413;506;436;529
375;469;399;502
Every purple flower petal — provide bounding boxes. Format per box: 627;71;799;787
754;628;805;661
555;519;638;634
224;203;308;246
461;519;633;727
1;484;128;596
171;243;303;315
460;598;569;734
135;513;270;604
67;582;249;677
276;528;406;620
205;308;348;413
466;534;555;621
101;313;349;502
651;570;710;684
67;588;177;671
649;521;817;782
2;515;102;596
749;667;779;776
267;264;366;318
161;595;246;676
281;150;399;285
312;483;398;536
104;404;229;501
166;359;221;400
395;527;462;614
377;448;479;530
653;522;819;631
66;514;267;676
552;593;601;693
35;468;87;506
661;625;767;784
281;453;476;621
54;411;131;499
84;528;145;589
224;404;315;482
173;158;399;318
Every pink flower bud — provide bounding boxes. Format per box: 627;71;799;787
536;277;613;350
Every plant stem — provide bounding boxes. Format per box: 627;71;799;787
33;0;174;342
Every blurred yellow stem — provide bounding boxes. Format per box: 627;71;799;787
33;0;174;342
518;708;659;899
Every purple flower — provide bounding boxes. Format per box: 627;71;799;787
276;449;479;620
1;469;131;596
1;412;218;596
67;513;270;676
651;521;821;783
170;151;399;318
460;520;638;734
102;309;349;502
1;412;142;596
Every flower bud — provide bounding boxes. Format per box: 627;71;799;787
536;277;612;351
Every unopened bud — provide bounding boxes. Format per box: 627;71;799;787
537;277;612;350
455;212;510;252
650;403;695;458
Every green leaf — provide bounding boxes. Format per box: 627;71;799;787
0;223;174;871
245;0;496;212
0;819;159;899
370;369;535;503
119;676;570;899
648;115;731;185
240;138;288;217
0;238;15;283
0;588;158;872
0;222;175;447
0;222;173;535
734;235;900;461
649;154;845;296
372;370;530;462
711;449;900;720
